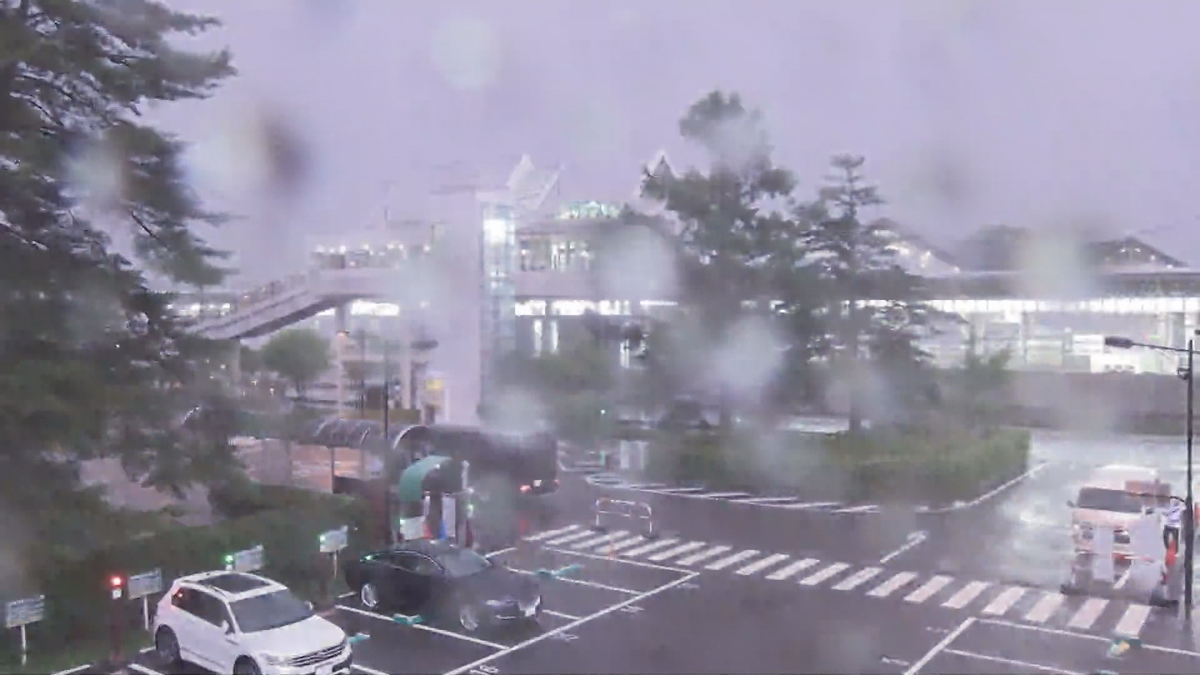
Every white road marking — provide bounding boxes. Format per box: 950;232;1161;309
867;571;917;598
525;524;579;542
648;541;706;562
484;547;515;558
596;535;648;553
731;496;805;504
443;572;702;675
776;500;841;510
571;530;629;550
800;562;850;586
706;549;761;571
1024;592;1065;624
981;586;1026;616
53;666;95;675
979;617;1200;656
544;609;581;620
766;558;819;580
544;530;597;546
353;665;390;675
509;568;640;595
649;486;707;493
336;605;507;649
1066;597;1109;630
904;575;953;604
1114;603;1152;637
903;616;975;675
736;553;790;576
544;545;691;573
1114;567;1132;589
833;504;880;513
832;566;881;591
879;531;928;564
675;545;732;566
942;648;1080;675
128;665;166;675
942;581;989;609
621;537;679;558
698;491;753;499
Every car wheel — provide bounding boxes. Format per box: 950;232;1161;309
458;603;481;633
234;657;262;675
154;627;180;665
361;582;381;610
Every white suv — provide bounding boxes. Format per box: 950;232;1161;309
153;571;351;675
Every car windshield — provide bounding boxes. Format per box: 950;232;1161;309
1076;487;1145;514
436;548;492;578
230;589;313;633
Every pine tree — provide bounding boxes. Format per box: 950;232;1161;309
0;0;237;527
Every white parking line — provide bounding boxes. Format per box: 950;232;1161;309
620;537;679;558
53;665;97;675
485;547;516;558
129;664;165;675
799;562;849;586
650;486;707;493
525;524;580;542
1024;592;1065;624
942;581;988;609
981;586;1025;616
777;501;840;510
705;549;760;571
1066;597;1108;630
867;571;917;598
443;572;702;675
766;558;819;581
904;575;953;604
736;553;789;576
675;545;731;566
336;605;507;650
832;566;881;591
731;496;805;504
697;491;753;499
833;504;879;514
943;648;1079;675
571;530;630;550
544;609;581;620
544;530;598;546
979;617;1196;655
1114;603;1152;637
353;664;390;675
903;616;975;675
648;541;706;562
508;568;640;595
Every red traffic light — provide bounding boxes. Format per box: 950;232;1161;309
110;575;123;588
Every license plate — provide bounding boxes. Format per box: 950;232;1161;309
317;665;333;675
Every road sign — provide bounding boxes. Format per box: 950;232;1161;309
4;595;45;629
128;569;163;600
227;545;265;572
320;526;349;553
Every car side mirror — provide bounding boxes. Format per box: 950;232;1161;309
305;601;314;611
221;620;234;635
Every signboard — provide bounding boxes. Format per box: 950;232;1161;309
442;495;456;541
320;526;349;553
128;569;163;600
398;516;424;541
4;596;45;629
228;545;265;573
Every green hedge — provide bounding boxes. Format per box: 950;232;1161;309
645;426;1031;505
12;487;372;658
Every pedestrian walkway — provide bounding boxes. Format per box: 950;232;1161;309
584;473;879;513
524;523;1163;640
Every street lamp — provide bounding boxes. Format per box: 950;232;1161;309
1105;332;1196;621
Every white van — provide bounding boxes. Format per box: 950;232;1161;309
1068;465;1169;560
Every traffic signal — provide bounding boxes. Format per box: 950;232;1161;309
223;553;234;569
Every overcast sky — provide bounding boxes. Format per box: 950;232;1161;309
154;0;1200;286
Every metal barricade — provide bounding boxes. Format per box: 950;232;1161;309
593;497;655;538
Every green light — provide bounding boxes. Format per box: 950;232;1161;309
224;554;233;564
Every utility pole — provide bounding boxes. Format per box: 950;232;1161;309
1187;337;1195;621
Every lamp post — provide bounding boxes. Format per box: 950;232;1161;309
1104;333;1195;620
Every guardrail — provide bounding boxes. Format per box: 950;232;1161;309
592;497;655;539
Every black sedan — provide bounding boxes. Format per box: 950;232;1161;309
344;540;542;633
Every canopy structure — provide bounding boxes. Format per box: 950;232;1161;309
396;454;454;503
301;418;429;452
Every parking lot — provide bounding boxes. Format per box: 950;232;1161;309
906;615;1200;675
129;532;697;675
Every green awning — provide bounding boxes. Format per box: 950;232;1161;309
395;455;453;503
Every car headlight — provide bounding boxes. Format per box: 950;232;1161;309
261;654;288;666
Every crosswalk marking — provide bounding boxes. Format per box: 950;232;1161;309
648;541;706;562
706;549;761;571
571;530;629;550
1114;603;1151;637
544;530;597;546
1024;592;1065;624
1067;597;1109;630
675;545;732;567
766;558;819;581
800;562;850;586
525;524;579;542
942;581;989;609
982;586;1026;616
832;567;881;591
904;575;953;604
620;537;678;558
595;535;647;553
867;572;916;598
736;553;789;576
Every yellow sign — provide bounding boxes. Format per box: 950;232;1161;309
426;379;444;391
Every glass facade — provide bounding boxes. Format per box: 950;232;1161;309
480;202;518;403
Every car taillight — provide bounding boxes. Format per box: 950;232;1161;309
520;484;531;493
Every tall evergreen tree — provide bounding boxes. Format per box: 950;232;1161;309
797;155;935;431
0;0;237;525
642;91;796;426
